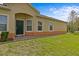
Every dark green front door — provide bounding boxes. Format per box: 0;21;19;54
16;20;24;35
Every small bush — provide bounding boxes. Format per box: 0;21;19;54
0;32;9;42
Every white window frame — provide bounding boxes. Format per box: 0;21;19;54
37;21;43;32
0;14;8;32
26;20;32;32
48;23;54;32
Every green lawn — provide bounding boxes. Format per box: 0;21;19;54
0;33;79;56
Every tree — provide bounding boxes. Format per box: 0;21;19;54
68;10;78;33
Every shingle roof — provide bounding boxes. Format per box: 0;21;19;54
37;15;67;23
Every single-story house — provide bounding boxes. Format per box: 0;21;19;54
0;3;67;40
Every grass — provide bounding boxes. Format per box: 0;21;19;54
0;33;79;55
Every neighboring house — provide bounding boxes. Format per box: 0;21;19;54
0;3;67;40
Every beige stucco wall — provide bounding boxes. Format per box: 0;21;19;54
0;3;67;35
5;3;40;16
53;21;67;31
34;16;67;32
5;3;40;35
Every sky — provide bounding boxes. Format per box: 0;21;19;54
32;3;79;21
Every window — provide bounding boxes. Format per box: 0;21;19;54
48;23;53;31
38;21;42;31
26;20;32;31
0;15;7;31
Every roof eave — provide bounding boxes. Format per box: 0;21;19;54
27;3;40;14
0;6;10;11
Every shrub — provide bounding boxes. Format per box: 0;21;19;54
0;32;9;42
